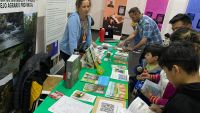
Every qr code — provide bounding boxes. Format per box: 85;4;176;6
100;102;114;113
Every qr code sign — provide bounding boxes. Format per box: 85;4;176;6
100;102;114;113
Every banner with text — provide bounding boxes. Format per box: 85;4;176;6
0;0;37;79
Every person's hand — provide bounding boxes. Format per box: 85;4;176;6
117;41;125;47
141;88;152;98
149;104;163;113
122;46;134;52
92;41;97;48
140;72;151;80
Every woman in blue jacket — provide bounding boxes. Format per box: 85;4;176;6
59;0;92;62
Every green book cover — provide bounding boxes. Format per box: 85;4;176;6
65;54;81;88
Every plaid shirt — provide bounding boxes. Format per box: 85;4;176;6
137;15;162;45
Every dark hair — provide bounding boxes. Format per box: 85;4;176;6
170;28;200;55
159;41;199;74
144;44;163;57
76;0;91;8
128;7;141;14
169;13;192;25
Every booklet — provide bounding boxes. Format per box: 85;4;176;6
71;90;96;103
141;79;161;97
92;97;126;113
81;72;109;86
111;65;129;81
122;97;155;113
105;81;128;100
83;83;105;94
110;72;129;81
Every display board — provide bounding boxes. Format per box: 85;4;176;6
103;0;128;35
186;0;200;32
0;0;38;78
144;0;169;30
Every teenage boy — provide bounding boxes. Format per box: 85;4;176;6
158;41;200;113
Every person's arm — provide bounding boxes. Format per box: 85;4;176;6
118;30;138;47
68;14;80;55
132;37;147;50
149;96;168;105
124;37;147;51
127;22;155;51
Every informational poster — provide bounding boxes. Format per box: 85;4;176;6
186;0;200;32
144;0;169;30
0;0;37;78
46;0;67;74
103;0;128;35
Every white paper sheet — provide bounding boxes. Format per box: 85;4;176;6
48;96;93;113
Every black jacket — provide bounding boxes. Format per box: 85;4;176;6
163;83;200;113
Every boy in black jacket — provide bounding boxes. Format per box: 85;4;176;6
157;41;200;113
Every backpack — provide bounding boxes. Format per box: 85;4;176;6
14;53;51;113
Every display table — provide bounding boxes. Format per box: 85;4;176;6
34;39;128;113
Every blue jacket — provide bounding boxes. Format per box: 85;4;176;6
59;12;92;55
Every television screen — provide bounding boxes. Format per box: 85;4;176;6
145;12;153;17
0;12;24;52
196;19;200;29
156;14;165;24
118;6;126;16
187;13;195;21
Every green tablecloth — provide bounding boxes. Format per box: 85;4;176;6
34;39;128;113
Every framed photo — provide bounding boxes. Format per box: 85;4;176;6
145;11;153;17
156;14;165;24
118;5;126;16
187;13;195;21
196;19;200;29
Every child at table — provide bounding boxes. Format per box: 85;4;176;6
129;44;163;95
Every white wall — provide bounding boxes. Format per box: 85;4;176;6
37;0;47;17
161;0;189;37
122;0;147;35
90;0;105;30
36;0;190;42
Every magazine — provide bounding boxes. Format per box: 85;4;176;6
122;97;155;113
111;65;128;81
141;79;161;97
81;72;109;86
83;83;105;94
105;81;128;100
110;72;129;81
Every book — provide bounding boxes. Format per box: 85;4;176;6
123;97;155;113
81;72;109;86
105;81;128;100
81;45;100;68
83;83;105;94
111;65;128;81
42;75;62;94
110;72;129;82
65;54;81;88
141;79;161;97
92;97;126;113
71;90;96;103
48;96;93;113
